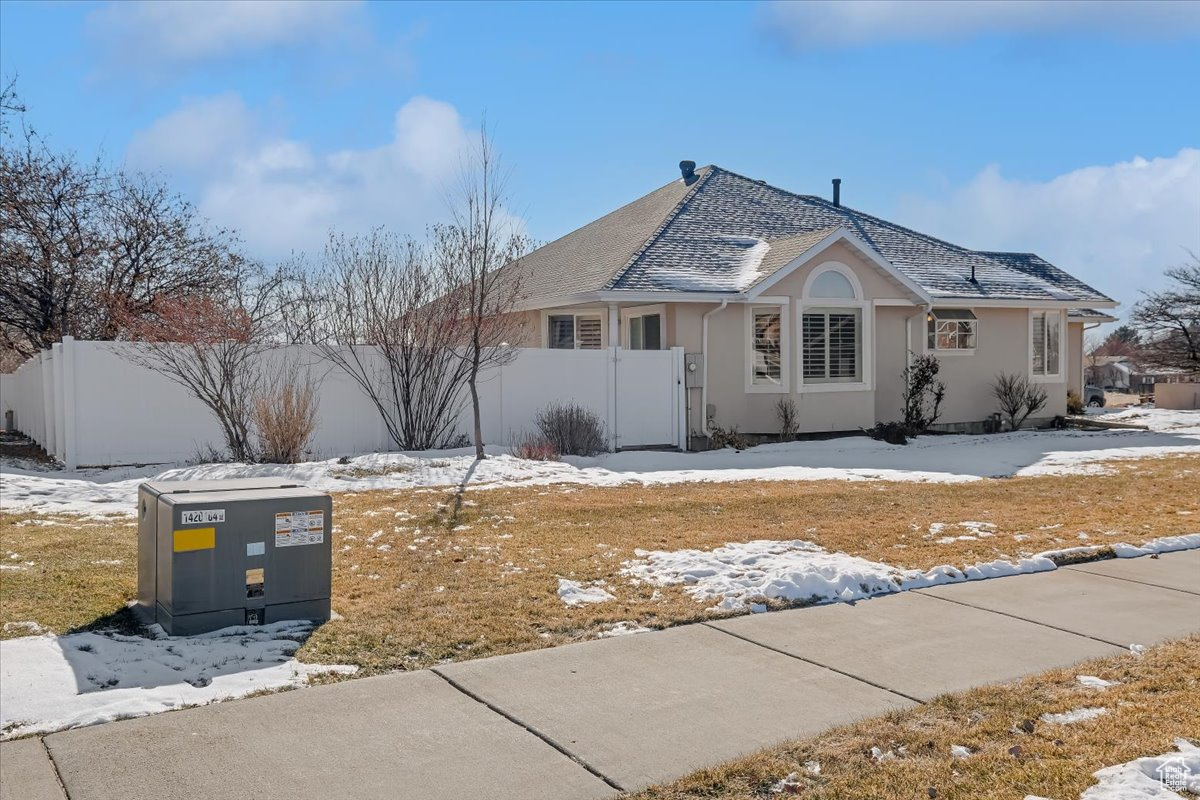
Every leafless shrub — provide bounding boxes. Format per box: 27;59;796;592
535;403;607;457
708;419;749;451
253;361;321;464
1066;390;1084;415
776;397;798;442
305;230;471;452
992;372;1049;430
510;429;559;461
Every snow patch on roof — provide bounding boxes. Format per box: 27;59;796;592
727;236;770;290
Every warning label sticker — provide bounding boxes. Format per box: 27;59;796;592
274;510;325;547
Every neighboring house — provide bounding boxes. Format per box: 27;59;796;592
501;161;1118;442
1086;355;1198;396
1086;355;1133;392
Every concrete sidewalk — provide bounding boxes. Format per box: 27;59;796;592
3;550;1198;800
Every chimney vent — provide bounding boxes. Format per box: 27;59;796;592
679;160;697;185
832;178;842;207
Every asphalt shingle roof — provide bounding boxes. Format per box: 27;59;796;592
509;165;1115;306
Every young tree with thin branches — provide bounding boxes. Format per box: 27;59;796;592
440;129;530;460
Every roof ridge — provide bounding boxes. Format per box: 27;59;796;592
603;166;717;290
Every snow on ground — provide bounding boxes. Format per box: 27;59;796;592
0;620;356;739
2;409;1197;517
1040;707;1109;725
1081;738;1200;799
620;534;1200;612
1076;675;1120;690
1087;406;1200;433
596;621;652;638
556;578;615;606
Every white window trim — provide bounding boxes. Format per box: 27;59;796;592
927;308;978;356
796;266;872;393
1029;308;1065;382
619;303;666;350
541;308;607;350
744;298;790;393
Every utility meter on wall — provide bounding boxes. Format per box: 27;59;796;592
136;478;333;636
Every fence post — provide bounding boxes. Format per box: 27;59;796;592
672;347;687;450
608;346;619;452
61;336;79;469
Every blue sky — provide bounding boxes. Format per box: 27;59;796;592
2;0;1198;323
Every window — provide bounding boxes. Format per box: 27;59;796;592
1031;310;1061;377
752;307;783;385
627;313;662;350
547;313;603;349
927;309;977;350
808;269;857;299
802;309;861;382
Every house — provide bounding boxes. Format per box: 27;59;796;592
502;161;1118;445
1086;355;1133;392
1086;355;1199;397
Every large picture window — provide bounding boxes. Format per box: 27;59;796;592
548;313;603;349
802;309;861;383
1031;310;1061;377
751;307;783;385
927;309;977;351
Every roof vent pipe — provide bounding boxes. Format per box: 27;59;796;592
832;178;842;207
679;160;697;185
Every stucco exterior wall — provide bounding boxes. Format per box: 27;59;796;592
524;242;1077;438
1067;322;1084;396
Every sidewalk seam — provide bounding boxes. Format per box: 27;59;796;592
430;668;626;794
1062;565;1200;597
701;623;927;705
40;737;71;800
912;591;1128;649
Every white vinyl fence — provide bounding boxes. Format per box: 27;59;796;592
0;339;686;468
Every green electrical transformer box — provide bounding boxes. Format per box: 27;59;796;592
137;478;332;636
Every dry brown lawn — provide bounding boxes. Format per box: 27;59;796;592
2;454;1197;677
626;635;1200;800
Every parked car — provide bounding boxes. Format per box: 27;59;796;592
1084;384;1106;408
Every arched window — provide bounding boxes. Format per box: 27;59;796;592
801;263;864;385
808;269;857;299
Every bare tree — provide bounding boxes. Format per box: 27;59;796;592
0;93;243;359
0;132;105;356
440;129;530;460
112;264;293;461
308;230;472;451
96;172;244;338
1131;252;1200;373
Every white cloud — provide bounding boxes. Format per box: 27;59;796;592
127;93;263;172
894;148;1200;321
87;0;363;69
762;0;1200;50
128;94;481;258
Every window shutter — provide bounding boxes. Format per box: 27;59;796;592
1032;311;1046;374
802;313;826;379
828;313;858;378
577;317;603;349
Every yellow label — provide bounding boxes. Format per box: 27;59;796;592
173;527;216;552
245;568;264;584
